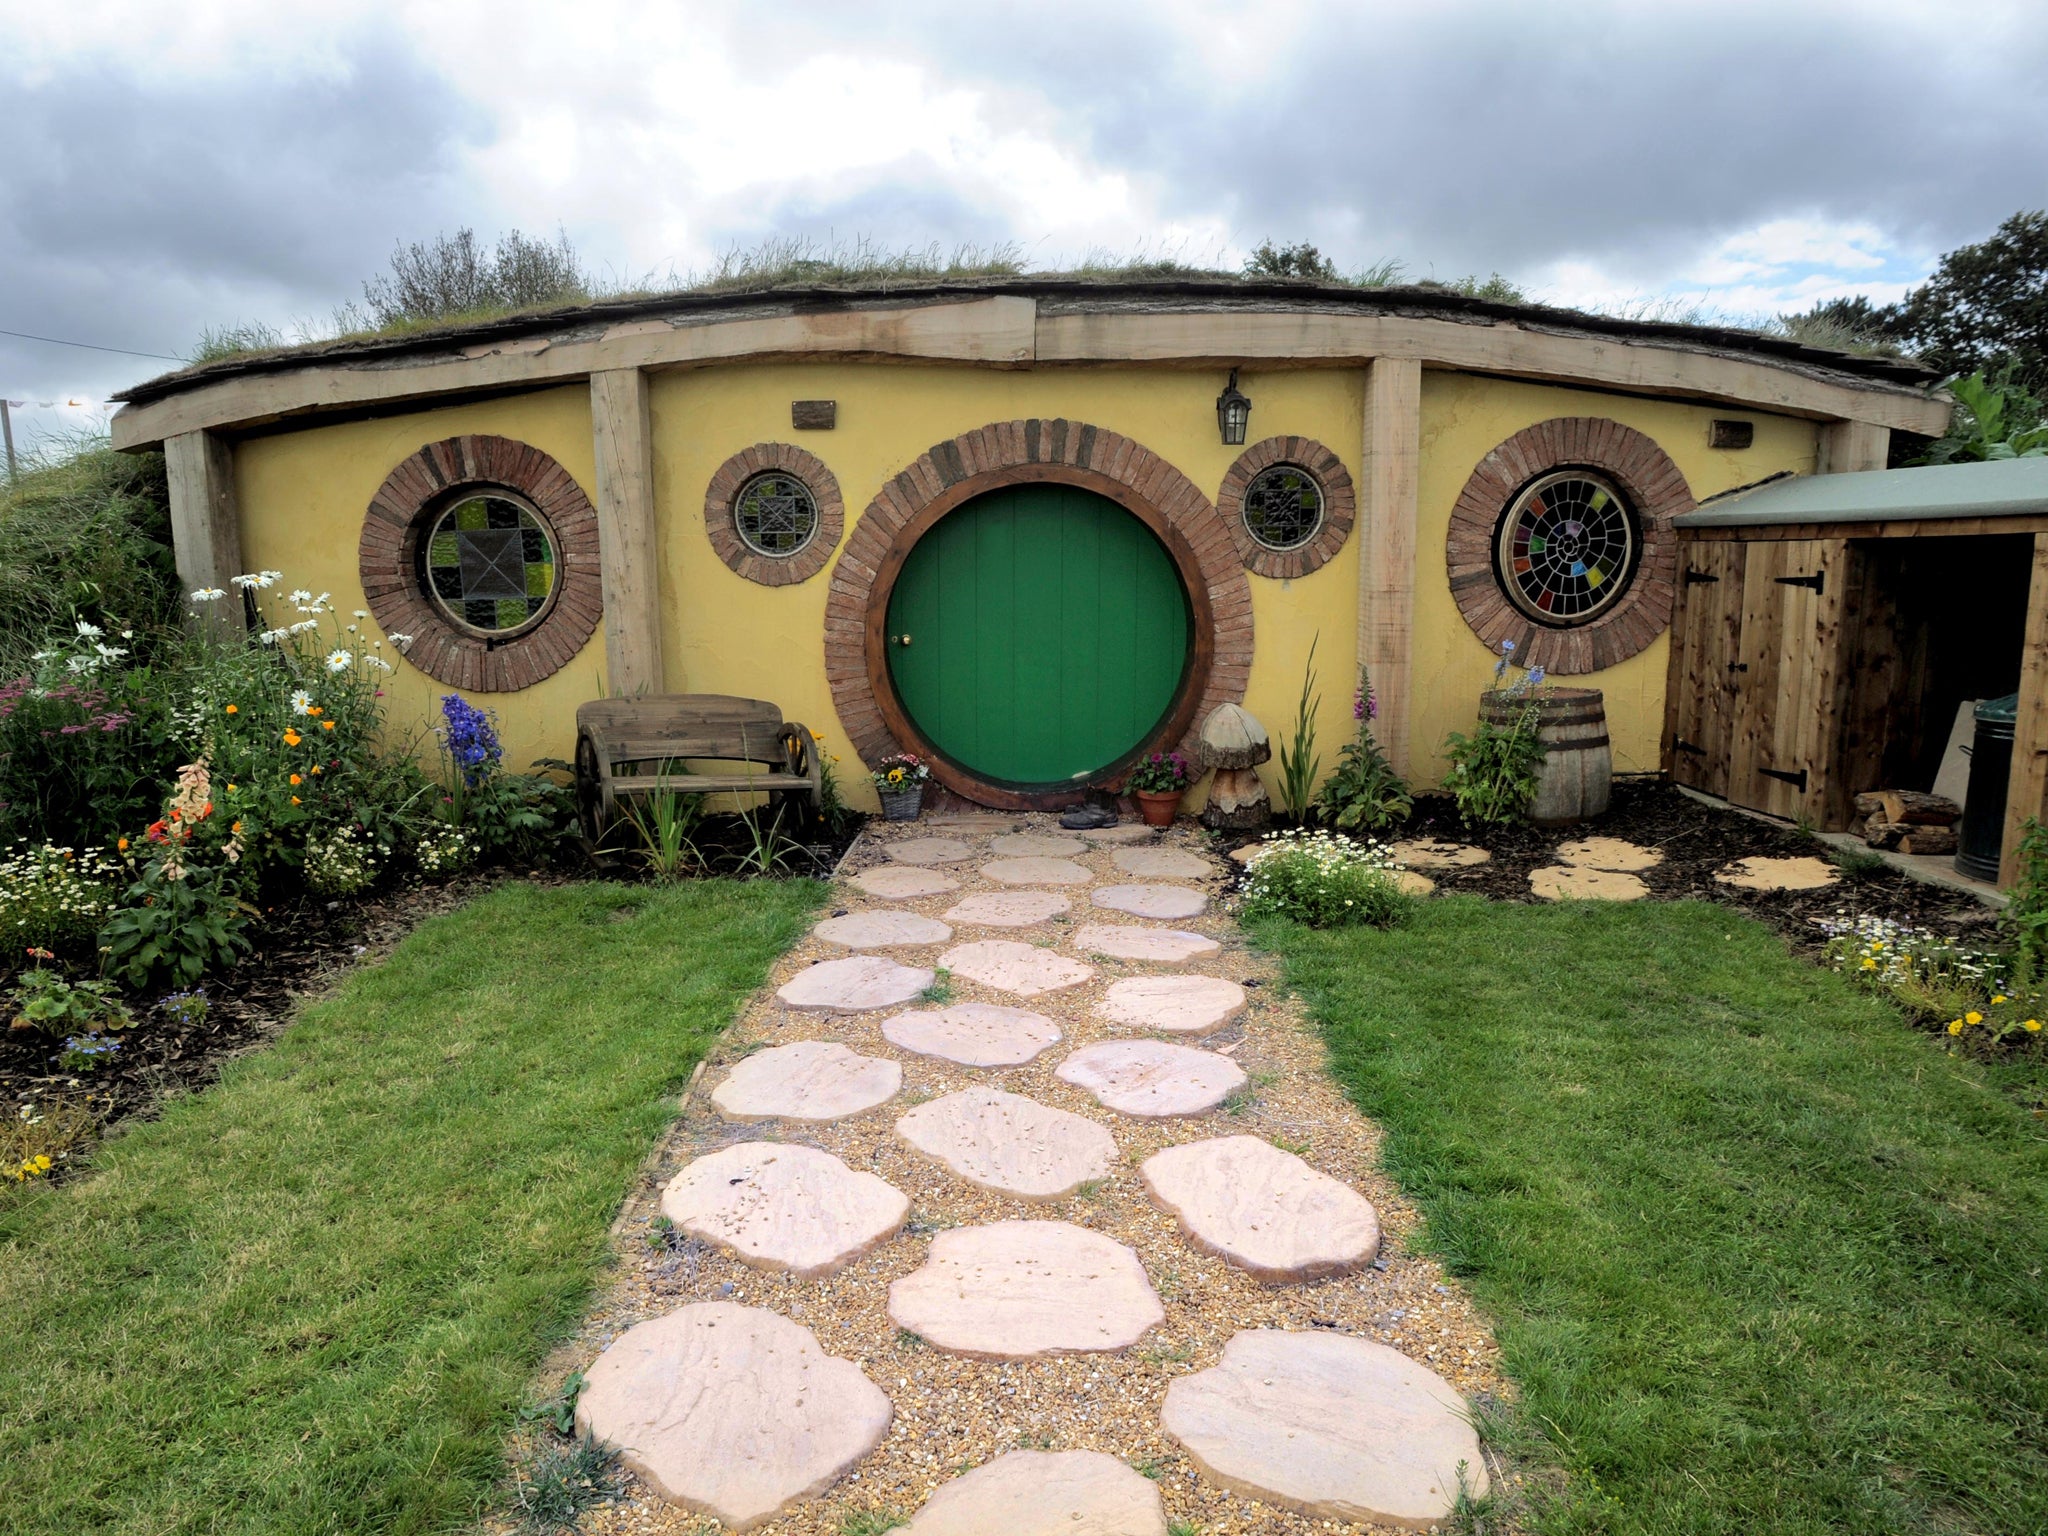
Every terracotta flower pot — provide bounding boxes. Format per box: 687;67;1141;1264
1134;790;1183;827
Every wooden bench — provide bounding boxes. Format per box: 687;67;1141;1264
573;694;821;842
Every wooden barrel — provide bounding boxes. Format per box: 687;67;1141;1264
1478;686;1612;826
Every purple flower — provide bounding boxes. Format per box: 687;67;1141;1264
439;694;502;787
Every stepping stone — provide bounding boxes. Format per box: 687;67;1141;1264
882;1003;1063;1067
1080;823;1156;844
889;837;978;865
1555;835;1663;872
902;1449;1167;1534
944;890;1072;928
577;1302;892;1531
1393;869;1436;897
1093;884;1207;920
1529;865;1649;902
1112;846;1215;880
1228;843;1273;867
989;831;1089;857
983;856;1095;886
662;1142;908;1276
710;1041;902;1122
1097;975;1247;1036
888;1220;1162;1358
1389;838;1492;869
1160;1330;1487;1527
1141;1135;1381;1282
1056;1040;1247;1118
778;955;936;1011
897;1088;1116;1200
851;865;961;900
940;940;1095;997
1071;924;1221;965
813;911;953;949
1715;854;1840;891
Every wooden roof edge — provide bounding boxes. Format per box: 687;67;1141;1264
115;275;1942;409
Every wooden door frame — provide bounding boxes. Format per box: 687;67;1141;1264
863;466;1217;810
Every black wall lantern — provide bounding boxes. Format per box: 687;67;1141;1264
1216;369;1251;445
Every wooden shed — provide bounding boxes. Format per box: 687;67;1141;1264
1662;457;2048;883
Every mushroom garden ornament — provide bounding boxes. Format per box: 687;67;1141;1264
1198;703;1272;830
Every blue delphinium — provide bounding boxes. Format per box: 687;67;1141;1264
440;694;503;788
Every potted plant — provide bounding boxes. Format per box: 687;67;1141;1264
1125;750;1192;826
871;752;930;821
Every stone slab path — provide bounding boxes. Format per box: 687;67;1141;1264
526;814;1510;1536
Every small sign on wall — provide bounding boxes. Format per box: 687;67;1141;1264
792;400;837;430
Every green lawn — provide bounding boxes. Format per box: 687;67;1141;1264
0;877;821;1536
1259;897;2048;1536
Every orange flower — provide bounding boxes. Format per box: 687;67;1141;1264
289;773;303;786
117;836;129;852
224;704;238;715
321;720;336;732
307;706;323;717
282;729;302;747
230;820;243;835
291;795;301;805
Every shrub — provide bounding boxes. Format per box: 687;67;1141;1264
1316;668;1411;831
303;824;383;896
98;863;254;988
413;825;477;878
0;842;124;950
58;1033;122;1073
4;1097;97;1187
6;968;131;1038
1442;702;1546;824
1239;829;1417;929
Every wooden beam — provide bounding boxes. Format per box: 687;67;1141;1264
163;430;245;638
1817;419;1890;474
1358;357;1422;775
589;368;664;696
2001;532;2048;885
111;297;1951;450
111;298;1040;450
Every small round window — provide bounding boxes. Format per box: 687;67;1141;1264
420;493;559;636
1494;470;1640;625
735;471;820;558
1241;464;1325;552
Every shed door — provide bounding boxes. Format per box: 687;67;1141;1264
1725;540;1846;821
885;484;1192;787
1666;542;1745;798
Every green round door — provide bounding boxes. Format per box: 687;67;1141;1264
886;484;1192;787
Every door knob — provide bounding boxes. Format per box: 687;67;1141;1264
895;633;913;647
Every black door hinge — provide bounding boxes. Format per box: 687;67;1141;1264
1672;738;1705;756
1759;766;1809;792
1728;661;1749;673
1774;571;1825;594
1684;568;1720;585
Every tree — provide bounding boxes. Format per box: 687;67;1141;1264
1892;210;2048;390
1243;241;1340;281
1918;369;2048;463
351;228;590;329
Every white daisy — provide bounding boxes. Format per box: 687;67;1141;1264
74;620;103;638
290;689;314;715
325;649;352;673
190;588;226;603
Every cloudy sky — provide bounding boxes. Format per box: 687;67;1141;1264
5;0;2045;450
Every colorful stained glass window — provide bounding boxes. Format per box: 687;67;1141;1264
1241;464;1324;552
422;494;558;635
1494;471;1638;625
735;471;820;557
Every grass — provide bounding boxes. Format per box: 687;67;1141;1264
1257;897;2048;1536
0;876;822;1536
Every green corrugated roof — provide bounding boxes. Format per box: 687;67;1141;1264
1676;456;2048;528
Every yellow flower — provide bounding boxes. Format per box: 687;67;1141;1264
1966;1011;1983;1025
1872;940;1885;950
1948;1019;1965;1035
1993;994;2009;1005
226;784;237;793
310;765;322;775
2027;1020;2043;1033
283;729;302;747
291;795;302;805
887;768;904;783
1859;958;1877;971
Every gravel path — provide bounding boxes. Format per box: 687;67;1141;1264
499;814;1517;1535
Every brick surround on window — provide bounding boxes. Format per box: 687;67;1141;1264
1445;417;1690;674
359;434;602;692
1218;435;1357;579
823;418;1254;790
704;442;844;586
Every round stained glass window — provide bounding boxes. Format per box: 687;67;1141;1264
420;493;559;636
735;471;820;558
1241;464;1325;552
1494;471;1640;625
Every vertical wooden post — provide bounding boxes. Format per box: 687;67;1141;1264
590;367;665;697
1359;357;1422;775
2000;533;2048;885
163;430;245;638
1817;420;1889;475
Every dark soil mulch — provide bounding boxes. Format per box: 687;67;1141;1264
1224;778;2000;958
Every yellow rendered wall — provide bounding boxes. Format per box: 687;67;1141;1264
224;363;1820;809
1410;373;1818;778
647;362;1362;812
231;386;604;777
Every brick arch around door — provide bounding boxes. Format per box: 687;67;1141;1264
823;420;1254;809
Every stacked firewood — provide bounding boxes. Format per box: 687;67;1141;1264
1853;791;1962;854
